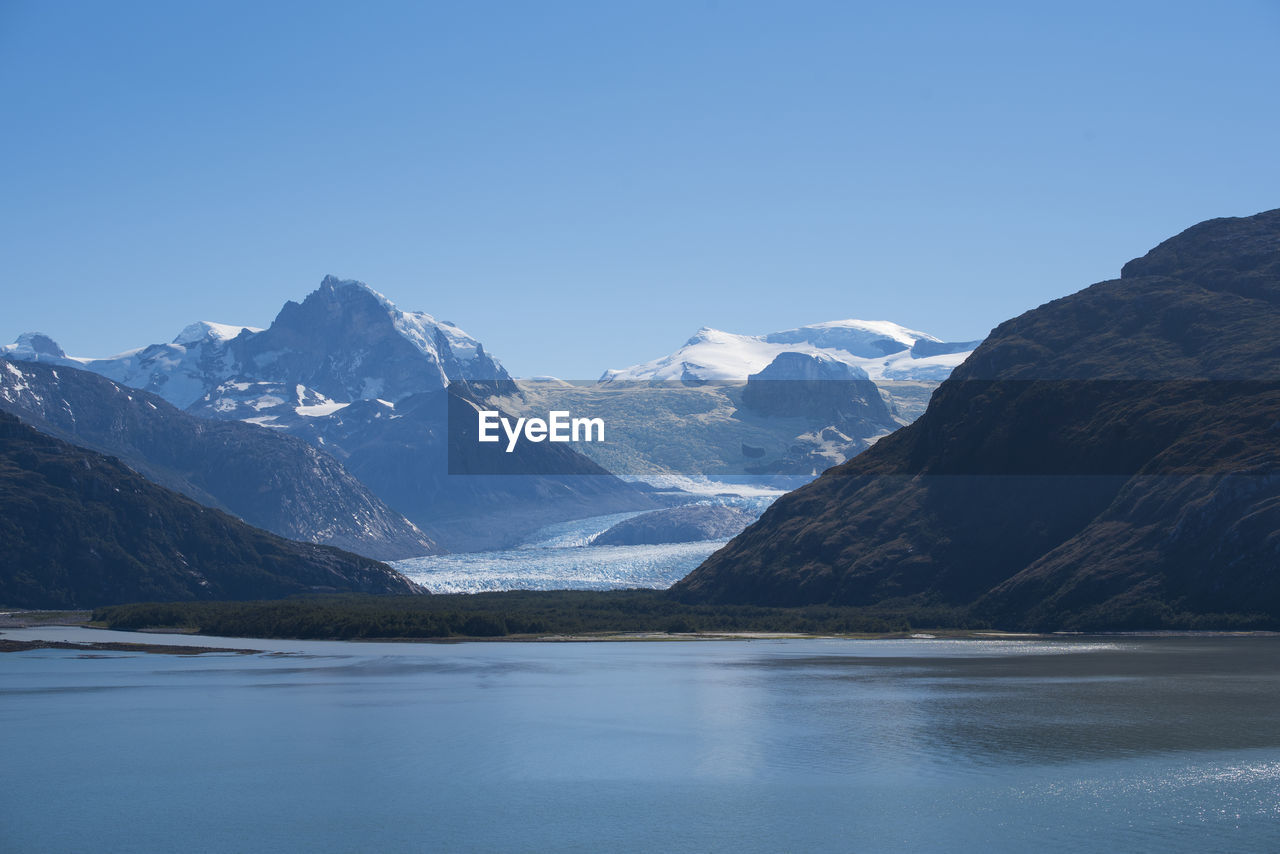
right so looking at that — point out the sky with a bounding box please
[2,1,1278,378]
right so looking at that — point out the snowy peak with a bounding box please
[602,318,980,383]
[1,333,91,373]
[312,276,492,371]
[684,326,733,346]
[242,276,510,403]
[172,321,261,346]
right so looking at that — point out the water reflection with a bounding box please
[4,634,1280,852]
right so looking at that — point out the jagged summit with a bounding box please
[315,275,401,312]
[238,276,509,404]
[320,273,363,289]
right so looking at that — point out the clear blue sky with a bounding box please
[2,1,1278,378]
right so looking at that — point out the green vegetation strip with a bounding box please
[91,590,979,640]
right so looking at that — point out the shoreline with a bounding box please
[3,611,1279,655]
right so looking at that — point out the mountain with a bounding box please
[600,320,980,384]
[674,209,1280,630]
[5,277,654,551]
[72,276,511,411]
[0,411,422,608]
[0,358,437,560]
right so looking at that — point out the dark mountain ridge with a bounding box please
[674,209,1280,629]
[0,411,422,608]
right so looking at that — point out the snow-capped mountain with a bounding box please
[600,319,981,384]
[38,276,512,415]
[222,276,510,407]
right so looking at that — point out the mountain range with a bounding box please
[7,278,972,547]
[6,207,1273,626]
[675,208,1280,630]
[2,269,978,606]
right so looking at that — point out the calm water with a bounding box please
[3,630,1280,853]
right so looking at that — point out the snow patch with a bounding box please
[296,401,350,417]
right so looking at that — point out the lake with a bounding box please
[3,630,1279,852]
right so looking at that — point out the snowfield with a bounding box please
[600,319,978,384]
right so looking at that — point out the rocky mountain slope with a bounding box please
[0,359,437,560]
[674,209,1280,630]
[0,411,422,608]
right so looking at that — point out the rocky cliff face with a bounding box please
[674,209,1280,630]
[0,359,438,560]
[0,411,422,609]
